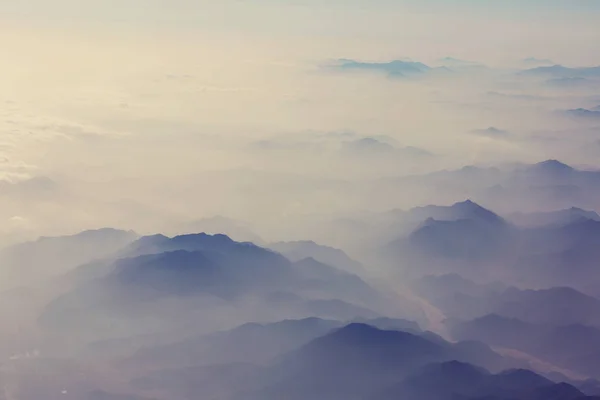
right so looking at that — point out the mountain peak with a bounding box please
[455,199,477,207]
[531,159,574,173]
[451,200,504,224]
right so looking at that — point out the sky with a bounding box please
[1,0,600,244]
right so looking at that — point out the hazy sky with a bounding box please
[1,0,600,243]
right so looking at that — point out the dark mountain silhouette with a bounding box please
[377,361,580,400]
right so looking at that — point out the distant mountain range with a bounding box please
[448,314,600,380]
[522,65,600,78]
[38,232,411,350]
[0,228,138,285]
[375,194,600,292]
[268,240,365,275]
[508,207,600,227]
[159,322,591,400]
[384,159,600,214]
[416,274,600,327]
[331,58,451,78]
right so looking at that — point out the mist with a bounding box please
[2,1,600,399]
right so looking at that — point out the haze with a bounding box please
[2,2,600,399]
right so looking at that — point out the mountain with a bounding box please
[379,201,517,281]
[351,317,421,333]
[385,201,511,271]
[514,219,600,292]
[340,138,432,160]
[492,287,600,327]
[174,216,265,244]
[388,160,600,214]
[409,218,509,257]
[526,159,575,175]
[0,228,138,286]
[130,317,343,367]
[268,241,365,274]
[448,315,600,379]
[547,77,593,88]
[415,274,507,300]
[439,57,487,70]
[290,257,380,306]
[121,232,275,259]
[332,58,450,78]
[508,207,600,227]
[407,199,506,226]
[104,233,295,299]
[249,323,448,400]
[377,361,579,400]
[343,137,395,153]
[380,197,600,291]
[39,234,393,349]
[415,275,600,327]
[523,57,555,66]
[565,109,600,119]
[523,65,600,78]
[237,323,542,400]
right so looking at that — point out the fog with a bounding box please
[2,2,600,399]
